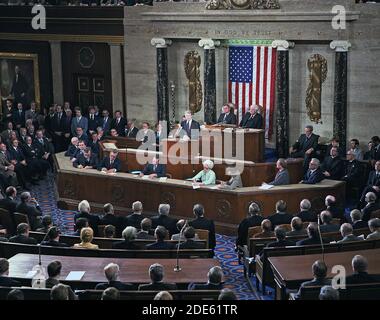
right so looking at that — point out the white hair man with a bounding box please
[239,104,263,129]
[74,199,100,236]
[95,263,133,291]
[300,158,324,184]
[150,203,178,237]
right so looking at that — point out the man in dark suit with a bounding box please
[65,137,79,158]
[290,125,319,173]
[297,199,317,222]
[110,110,127,137]
[177,227,204,249]
[321,146,344,180]
[180,110,200,139]
[73,147,99,169]
[150,203,178,237]
[346,255,380,284]
[51,105,67,153]
[369,136,380,161]
[188,266,224,291]
[189,204,216,250]
[100,109,112,135]
[2,99,14,127]
[40,227,69,247]
[22,136,50,179]
[361,192,380,222]
[10,66,28,106]
[12,103,25,130]
[236,201,264,247]
[87,106,99,135]
[293,260,331,299]
[217,104,237,125]
[136,218,155,240]
[145,226,175,250]
[125,119,139,138]
[342,150,361,198]
[266,226,296,248]
[9,223,38,245]
[0,258,21,287]
[140,156,166,178]
[0,186,18,215]
[359,160,380,208]
[74,200,100,236]
[350,209,368,230]
[15,192,42,231]
[88,132,100,156]
[98,150,122,173]
[95,263,134,291]
[325,137,345,160]
[286,217,307,237]
[267,158,290,186]
[268,200,293,229]
[99,203,123,237]
[296,223,326,246]
[319,211,340,233]
[7,139,31,189]
[112,226,140,250]
[325,195,343,221]
[34,130,54,168]
[138,263,177,291]
[300,158,324,184]
[239,105,263,129]
[124,201,145,230]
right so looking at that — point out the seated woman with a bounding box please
[218,167,243,190]
[191,160,216,186]
[73,227,99,249]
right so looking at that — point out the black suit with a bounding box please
[319,223,340,233]
[189,217,216,249]
[342,160,361,193]
[291,133,319,172]
[296,236,327,246]
[345,272,380,285]
[125,126,139,138]
[180,119,200,139]
[268,212,293,229]
[188,282,223,290]
[217,112,237,125]
[362,202,380,222]
[22,143,49,177]
[302,168,324,184]
[0,197,18,215]
[41,240,69,247]
[9,234,37,245]
[352,220,368,230]
[370,144,380,161]
[0,276,21,287]
[239,112,263,129]
[15,202,42,231]
[142,163,166,178]
[87,115,99,134]
[73,153,99,169]
[321,156,344,180]
[136,231,155,240]
[12,110,25,128]
[111,117,127,136]
[294,278,331,299]
[296,210,317,223]
[88,140,100,155]
[100,117,112,134]
[124,213,144,230]
[95,280,134,291]
[112,240,140,250]
[177,239,205,249]
[98,156,122,172]
[51,112,67,152]
[145,240,175,250]
[74,211,100,236]
[266,239,296,248]
[138,282,177,291]
[236,215,264,246]
[360,171,380,205]
[150,215,178,237]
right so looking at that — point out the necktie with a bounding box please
[117,119,120,125]
[154,165,157,171]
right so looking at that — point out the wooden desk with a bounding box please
[268,248,380,300]
[8,253,219,285]
[56,152,345,235]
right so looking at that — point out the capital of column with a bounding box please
[330,40,351,52]
[151,38,172,48]
[271,40,295,51]
[198,38,220,50]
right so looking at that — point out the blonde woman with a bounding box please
[73,227,99,249]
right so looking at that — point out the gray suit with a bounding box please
[366,231,380,240]
[71,116,88,136]
[337,234,363,243]
[268,169,290,186]
[221,175,243,190]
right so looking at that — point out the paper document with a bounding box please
[259,183,274,190]
[25,270,37,278]
[65,271,85,281]
[159,177,167,182]
[192,184,201,189]
[103,143,117,149]
[130,171,141,174]
[142,175,150,180]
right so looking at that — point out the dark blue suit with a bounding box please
[302,168,324,184]
[217,112,237,125]
[142,163,166,178]
[145,240,175,250]
[73,153,99,169]
[239,112,263,129]
[98,156,122,172]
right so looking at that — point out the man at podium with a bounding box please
[217,104,237,125]
[239,105,263,129]
[180,110,200,140]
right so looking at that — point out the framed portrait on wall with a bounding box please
[0,52,40,112]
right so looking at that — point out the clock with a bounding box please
[229,0,251,9]
[79,47,95,69]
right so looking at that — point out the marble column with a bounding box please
[330,41,351,153]
[199,38,220,124]
[272,40,294,158]
[49,41,64,105]
[151,38,172,124]
[109,43,124,114]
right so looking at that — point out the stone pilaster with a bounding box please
[109,43,124,114]
[49,41,64,105]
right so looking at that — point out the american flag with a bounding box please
[228,46,277,139]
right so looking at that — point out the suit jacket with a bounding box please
[321,156,344,180]
[25,109,39,124]
[98,156,122,172]
[320,223,340,233]
[100,117,112,134]
[110,117,127,136]
[189,217,216,249]
[337,234,363,243]
[8,146,26,163]
[217,112,237,125]
[362,202,380,222]
[41,240,69,247]
[188,282,223,291]
[180,119,200,139]
[0,197,19,214]
[95,280,134,291]
[74,211,100,236]
[15,202,42,230]
[302,168,324,184]
[352,220,368,230]
[236,215,264,246]
[88,140,100,155]
[367,170,380,188]
[87,115,100,133]
[124,213,144,230]
[71,116,88,136]
[286,229,307,237]
[150,215,178,236]
[297,210,317,223]
[342,160,361,183]
[51,112,66,133]
[345,272,380,285]
[33,137,54,155]
[0,152,15,178]
[222,175,243,190]
[125,126,139,138]
[138,282,177,291]
[136,231,155,240]
[142,163,166,178]
[268,212,293,228]
[0,276,21,287]
[112,240,140,250]
[73,153,99,169]
[239,112,263,129]
[65,145,78,158]
[370,144,380,161]
[268,169,290,186]
[177,239,205,249]
[292,133,319,156]
[296,236,328,246]
[294,278,331,299]
[12,110,25,127]
[145,240,175,250]
[9,234,37,245]
[266,239,296,248]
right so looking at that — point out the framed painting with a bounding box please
[0,52,40,112]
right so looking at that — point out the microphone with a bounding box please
[32,226,53,288]
[174,220,188,272]
[317,215,325,263]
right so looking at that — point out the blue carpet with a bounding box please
[30,175,269,300]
